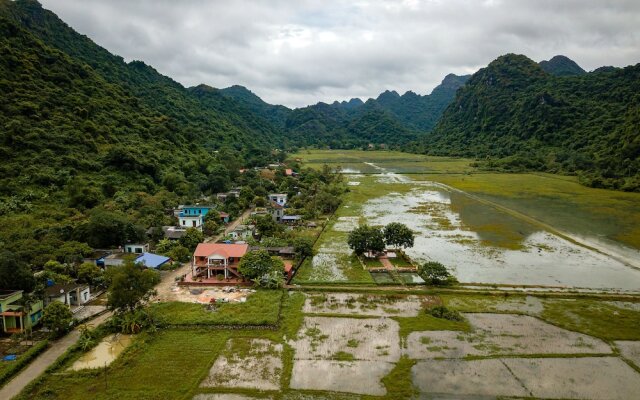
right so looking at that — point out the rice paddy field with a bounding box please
[18,290,640,400]
[291,150,640,291]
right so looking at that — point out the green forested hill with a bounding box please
[420,54,640,191]
[0,0,283,265]
[539,55,586,76]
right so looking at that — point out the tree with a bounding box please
[293,237,314,259]
[77,262,103,286]
[347,225,385,256]
[255,215,280,238]
[383,222,415,249]
[168,245,190,263]
[202,219,220,236]
[179,227,204,251]
[238,250,284,280]
[0,251,35,291]
[107,262,160,313]
[417,262,457,286]
[42,301,74,338]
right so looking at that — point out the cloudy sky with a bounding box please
[40,0,640,108]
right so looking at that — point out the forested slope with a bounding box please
[420,54,640,191]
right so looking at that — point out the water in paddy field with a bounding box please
[359,165,640,291]
[69,334,132,370]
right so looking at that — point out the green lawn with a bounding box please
[150,290,283,326]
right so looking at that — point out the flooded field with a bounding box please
[293,150,640,291]
[69,334,132,370]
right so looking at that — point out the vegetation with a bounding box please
[41,301,74,337]
[428,305,464,321]
[417,261,458,286]
[150,290,283,326]
[238,250,284,280]
[0,339,48,387]
[106,262,160,313]
[347,224,385,255]
[418,53,640,191]
[383,222,415,249]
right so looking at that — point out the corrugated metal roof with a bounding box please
[136,253,171,269]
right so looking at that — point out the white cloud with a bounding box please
[40,0,640,108]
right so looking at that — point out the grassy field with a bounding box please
[422,172,640,251]
[291,149,476,174]
[151,290,283,326]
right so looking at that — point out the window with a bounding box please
[135,247,142,254]
[182,220,186,226]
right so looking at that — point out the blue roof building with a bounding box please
[136,253,171,269]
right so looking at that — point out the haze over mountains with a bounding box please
[1,0,639,193]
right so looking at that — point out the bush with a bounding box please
[417,261,457,286]
[428,306,464,321]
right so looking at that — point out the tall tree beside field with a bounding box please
[238,250,284,280]
[383,222,415,249]
[42,301,74,338]
[107,263,160,313]
[347,225,385,256]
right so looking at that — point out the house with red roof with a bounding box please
[191,243,249,280]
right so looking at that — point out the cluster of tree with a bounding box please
[238,249,285,289]
[416,53,640,192]
[347,222,415,256]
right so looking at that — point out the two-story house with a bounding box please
[0,290,43,334]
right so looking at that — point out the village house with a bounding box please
[0,290,43,334]
[162,226,187,240]
[125,243,149,254]
[281,215,302,225]
[229,224,255,241]
[268,193,287,206]
[178,204,216,229]
[192,243,249,280]
[98,251,170,269]
[268,201,285,222]
[44,283,91,307]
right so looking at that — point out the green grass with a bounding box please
[17,330,230,400]
[393,312,471,343]
[423,172,640,250]
[150,290,283,326]
[540,298,640,340]
[380,355,418,399]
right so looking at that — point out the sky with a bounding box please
[40,0,640,108]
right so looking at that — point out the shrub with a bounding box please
[428,306,464,321]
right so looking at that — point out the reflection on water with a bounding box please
[363,184,640,291]
[70,334,132,371]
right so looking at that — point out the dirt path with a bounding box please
[378,255,393,270]
[0,311,112,400]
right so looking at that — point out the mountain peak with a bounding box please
[539,55,586,76]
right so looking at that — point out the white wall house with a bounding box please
[125,243,149,254]
[179,215,203,230]
[268,193,287,206]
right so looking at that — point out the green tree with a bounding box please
[417,261,457,286]
[347,225,385,256]
[383,222,415,249]
[168,245,191,263]
[107,262,160,313]
[179,227,204,251]
[202,219,220,236]
[0,251,35,291]
[293,237,314,259]
[42,301,74,338]
[238,250,284,280]
[77,262,103,286]
[255,215,280,238]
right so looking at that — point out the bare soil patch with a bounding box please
[406,313,610,358]
[303,293,429,317]
[200,338,282,391]
[193,395,269,400]
[504,357,640,400]
[289,360,393,396]
[291,316,400,362]
[412,359,528,397]
[615,340,640,368]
